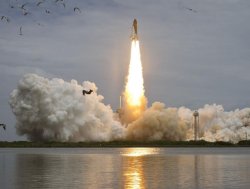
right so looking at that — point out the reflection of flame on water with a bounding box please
[123,157,145,189]
[122,148,160,157]
[122,148,160,189]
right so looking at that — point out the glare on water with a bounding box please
[1,148,250,189]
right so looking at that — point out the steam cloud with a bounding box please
[9,74,250,143]
[9,74,124,141]
[126,103,250,143]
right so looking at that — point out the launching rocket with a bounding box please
[131,19,138,40]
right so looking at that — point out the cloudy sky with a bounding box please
[1,0,250,140]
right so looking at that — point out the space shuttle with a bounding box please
[131,19,138,40]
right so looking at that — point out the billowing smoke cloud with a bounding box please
[126,102,188,141]
[9,74,124,141]
[197,104,250,143]
[126,103,250,143]
[9,74,250,143]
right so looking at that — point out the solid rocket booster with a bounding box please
[131,19,138,40]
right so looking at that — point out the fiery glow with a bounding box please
[122,148,160,157]
[121,39,147,124]
[122,148,160,189]
[123,157,145,189]
[125,40,145,106]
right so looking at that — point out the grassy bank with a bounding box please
[0,140,250,148]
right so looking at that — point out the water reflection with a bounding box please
[122,148,159,157]
[14,153,118,189]
[15,154,49,188]
[123,156,145,189]
[122,148,159,189]
[120,148,228,189]
[1,148,250,189]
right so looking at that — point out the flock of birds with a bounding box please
[0,0,82,35]
[0,0,198,36]
[0,0,199,36]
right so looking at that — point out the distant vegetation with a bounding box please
[0,140,250,147]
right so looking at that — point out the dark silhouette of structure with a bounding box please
[193,111,199,141]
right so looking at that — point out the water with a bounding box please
[1,148,250,189]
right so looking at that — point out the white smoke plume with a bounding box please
[9,74,125,142]
[126,103,250,143]
[126,102,188,141]
[9,74,250,143]
[196,104,250,143]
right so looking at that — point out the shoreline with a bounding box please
[0,140,250,148]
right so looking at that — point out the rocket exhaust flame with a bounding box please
[120,19,147,124]
[121,39,147,124]
[125,40,144,107]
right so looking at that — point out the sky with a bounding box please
[1,0,250,141]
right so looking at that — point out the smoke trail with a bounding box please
[9,74,125,142]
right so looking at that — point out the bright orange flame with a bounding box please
[125,40,145,107]
[121,39,147,124]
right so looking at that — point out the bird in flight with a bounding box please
[23,11,30,16]
[37,1,44,7]
[185,7,197,13]
[74,7,81,13]
[82,89,93,96]
[1,16,10,22]
[61,3,66,8]
[178,1,198,13]
[0,123,6,130]
[20,3,28,11]
[19,26,23,35]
